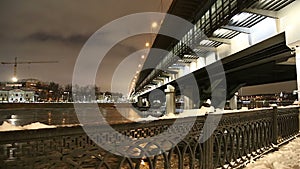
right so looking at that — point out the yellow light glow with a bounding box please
[151,22,158,28]
[138,64,142,68]
[12,77,18,82]
[141,55,145,59]
[145,42,150,47]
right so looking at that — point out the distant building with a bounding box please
[5,82,23,88]
[0,89,9,102]
[0,88,35,103]
[0,80,37,103]
[8,89,35,103]
[19,78,41,88]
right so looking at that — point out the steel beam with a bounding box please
[243,8,279,19]
[149,81,158,85]
[165,69,179,74]
[160,73,171,78]
[153,78,164,82]
[175,61,191,66]
[208,37,231,44]
[169,64,186,68]
[221,25,251,34]
[195,45,217,52]
[145,84,155,88]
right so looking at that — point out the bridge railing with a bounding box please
[0,106,299,169]
[208,106,299,169]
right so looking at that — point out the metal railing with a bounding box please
[0,106,299,169]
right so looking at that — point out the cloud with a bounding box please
[0,0,173,94]
[26,31,91,44]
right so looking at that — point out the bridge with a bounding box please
[135,33,295,110]
[132,0,300,113]
[1,0,300,169]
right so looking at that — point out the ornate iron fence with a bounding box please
[0,106,299,169]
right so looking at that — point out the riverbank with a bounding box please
[245,136,300,169]
[0,102,133,109]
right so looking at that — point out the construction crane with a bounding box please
[1,57,58,82]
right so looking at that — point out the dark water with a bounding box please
[0,105,142,126]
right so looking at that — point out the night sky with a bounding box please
[0,0,297,96]
[0,0,172,95]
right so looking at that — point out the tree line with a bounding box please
[35,82,123,102]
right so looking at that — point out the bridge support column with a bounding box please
[229,92,238,110]
[183,87,194,109]
[296,47,300,102]
[183,96,193,110]
[137,97,149,107]
[165,85,175,115]
[137,97,143,107]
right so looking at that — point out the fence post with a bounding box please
[272,106,278,149]
[297,108,300,133]
[298,107,300,133]
[202,113,215,169]
[203,135,214,169]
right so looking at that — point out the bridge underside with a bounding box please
[140,33,296,107]
[136,0,295,92]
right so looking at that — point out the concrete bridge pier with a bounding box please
[296,47,300,102]
[229,92,238,110]
[165,85,175,115]
[183,87,195,110]
[137,97,143,107]
[137,97,149,107]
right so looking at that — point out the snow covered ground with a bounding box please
[0,121,83,131]
[0,121,56,131]
[134,106,211,122]
[134,106,283,122]
[245,137,300,169]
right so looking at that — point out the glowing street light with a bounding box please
[12,77,18,82]
[151,22,158,28]
[145,42,150,47]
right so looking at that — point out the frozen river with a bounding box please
[0,103,141,127]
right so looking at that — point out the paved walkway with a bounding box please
[245,137,300,169]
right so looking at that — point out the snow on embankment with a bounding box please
[134,106,212,122]
[245,137,300,169]
[134,106,276,122]
[0,121,56,132]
